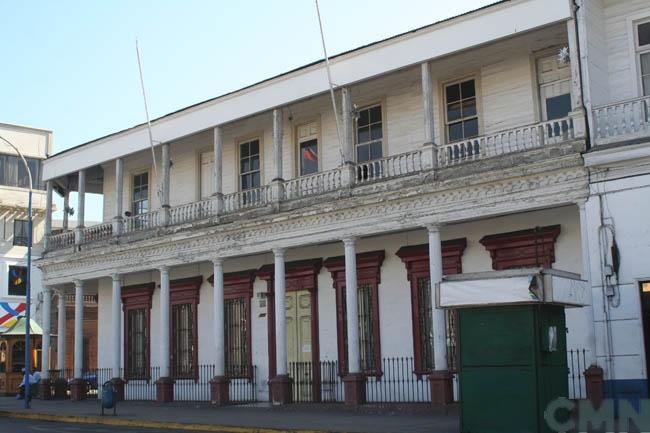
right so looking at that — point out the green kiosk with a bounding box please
[438,268,588,433]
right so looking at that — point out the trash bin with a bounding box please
[101,381,117,416]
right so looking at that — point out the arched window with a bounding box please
[12,341,25,372]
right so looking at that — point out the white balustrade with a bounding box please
[355,150,423,184]
[81,222,113,243]
[46,231,75,250]
[593,96,650,145]
[168,197,218,226]
[284,168,342,200]
[222,185,273,214]
[438,116,574,167]
[123,210,161,233]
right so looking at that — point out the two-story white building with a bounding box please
[33,0,650,408]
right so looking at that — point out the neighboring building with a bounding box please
[579,0,650,402]
[0,122,49,329]
[33,0,649,407]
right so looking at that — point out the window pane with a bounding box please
[462,98,477,117]
[464,118,479,138]
[357,144,370,163]
[241,158,250,174]
[643,75,650,97]
[370,124,382,141]
[250,140,259,156]
[639,22,650,47]
[241,174,249,190]
[447,102,462,122]
[370,141,383,160]
[369,106,382,124]
[461,80,476,98]
[545,93,571,120]
[251,155,260,171]
[448,122,463,142]
[357,126,370,144]
[300,139,318,176]
[446,83,460,103]
[358,109,369,127]
[252,172,260,188]
[13,220,29,246]
[8,266,27,296]
[240,142,249,158]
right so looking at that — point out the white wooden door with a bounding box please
[537,54,572,121]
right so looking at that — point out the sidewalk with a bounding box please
[0,398,459,433]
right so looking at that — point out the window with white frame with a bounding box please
[636,20,650,96]
[239,139,260,191]
[444,79,479,142]
[132,172,149,216]
[355,105,383,163]
[13,220,29,247]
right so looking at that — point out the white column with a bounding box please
[75,170,86,244]
[212,126,224,214]
[428,224,447,371]
[161,143,171,225]
[114,158,124,235]
[273,248,287,376]
[111,274,122,378]
[213,258,225,377]
[273,109,284,181]
[343,237,360,374]
[41,287,52,378]
[341,87,354,165]
[62,188,70,231]
[44,181,53,250]
[57,291,66,371]
[73,279,84,378]
[578,200,597,365]
[421,62,438,170]
[159,266,171,378]
[567,18,583,112]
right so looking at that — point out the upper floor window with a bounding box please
[0,155,43,190]
[239,139,260,191]
[297,122,319,176]
[356,105,383,163]
[13,220,29,246]
[536,54,571,122]
[132,172,149,216]
[445,79,478,142]
[637,21,650,96]
[8,265,27,296]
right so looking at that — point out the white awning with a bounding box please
[437,269,588,309]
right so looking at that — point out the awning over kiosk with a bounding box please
[437,268,588,309]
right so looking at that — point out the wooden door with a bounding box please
[286,290,312,400]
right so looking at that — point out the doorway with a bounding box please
[639,282,650,383]
[286,290,313,401]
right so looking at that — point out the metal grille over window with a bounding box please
[417,277,435,372]
[12,220,29,247]
[172,303,195,378]
[127,308,147,379]
[225,297,248,377]
[358,283,376,374]
[445,79,478,142]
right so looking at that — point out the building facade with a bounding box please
[34,0,650,405]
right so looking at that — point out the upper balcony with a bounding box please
[591,95,650,146]
[40,2,586,255]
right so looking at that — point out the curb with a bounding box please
[0,410,342,433]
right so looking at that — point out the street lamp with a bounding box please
[0,134,34,409]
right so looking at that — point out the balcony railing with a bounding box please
[592,95,650,145]
[45,117,581,252]
[438,116,574,167]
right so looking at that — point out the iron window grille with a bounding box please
[171,303,195,379]
[225,297,249,378]
[126,308,148,379]
[12,219,29,247]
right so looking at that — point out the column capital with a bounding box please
[426,223,444,233]
[272,247,286,258]
[212,257,224,266]
[73,279,84,289]
[111,273,121,283]
[159,265,169,275]
[342,237,357,247]
[575,198,588,209]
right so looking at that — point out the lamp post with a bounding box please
[0,135,34,409]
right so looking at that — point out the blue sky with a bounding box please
[1,0,494,221]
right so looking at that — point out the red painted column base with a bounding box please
[342,373,366,406]
[155,377,174,403]
[70,379,87,401]
[209,376,230,406]
[585,365,604,409]
[269,374,293,405]
[429,370,453,405]
[110,377,126,402]
[39,379,52,400]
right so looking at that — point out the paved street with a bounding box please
[0,417,209,433]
